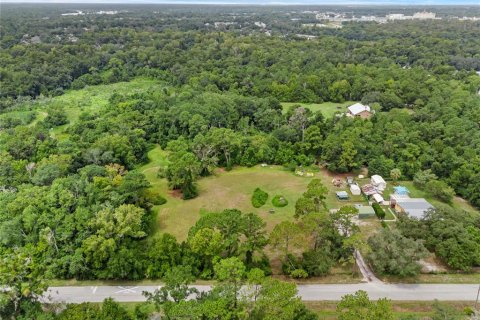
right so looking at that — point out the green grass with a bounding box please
[139,150,371,241]
[27,78,162,140]
[0,110,37,124]
[382,272,480,284]
[145,164,315,241]
[281,101,357,118]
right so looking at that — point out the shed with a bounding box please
[372,193,384,203]
[371,175,386,190]
[358,206,376,219]
[350,184,361,195]
[336,191,349,200]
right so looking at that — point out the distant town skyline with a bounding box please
[2,0,480,5]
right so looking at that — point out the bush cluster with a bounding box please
[372,203,386,220]
[251,188,268,208]
[272,195,288,207]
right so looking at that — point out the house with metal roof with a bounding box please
[391,195,434,219]
[347,103,372,119]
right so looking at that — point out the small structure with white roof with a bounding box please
[336,191,349,200]
[371,175,386,191]
[347,103,372,119]
[350,184,361,195]
[372,193,384,203]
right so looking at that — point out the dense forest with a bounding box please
[1,3,480,319]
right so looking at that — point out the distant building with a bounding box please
[390,195,434,219]
[370,175,386,191]
[413,12,436,20]
[387,13,407,20]
[347,103,372,119]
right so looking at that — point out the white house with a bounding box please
[347,103,372,119]
[371,175,386,191]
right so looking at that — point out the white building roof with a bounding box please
[371,175,386,185]
[372,193,384,203]
[350,184,361,191]
[348,103,371,115]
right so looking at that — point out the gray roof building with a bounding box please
[393,197,434,219]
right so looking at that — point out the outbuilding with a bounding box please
[358,206,376,219]
[371,175,387,191]
[372,193,384,203]
[350,184,361,195]
[336,191,349,200]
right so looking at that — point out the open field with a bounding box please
[281,101,357,118]
[18,78,162,139]
[139,146,371,241]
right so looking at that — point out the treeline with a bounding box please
[1,6,479,102]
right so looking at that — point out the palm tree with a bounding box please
[390,168,401,185]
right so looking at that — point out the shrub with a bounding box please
[290,269,309,279]
[272,195,288,207]
[372,203,386,220]
[301,249,333,277]
[143,189,167,205]
[251,188,268,208]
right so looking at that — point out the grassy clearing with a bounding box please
[27,78,162,139]
[281,101,357,118]
[139,147,370,242]
[148,164,314,241]
[0,109,37,124]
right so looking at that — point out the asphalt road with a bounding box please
[43,283,477,303]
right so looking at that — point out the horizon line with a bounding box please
[2,1,480,5]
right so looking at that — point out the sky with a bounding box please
[1,0,480,4]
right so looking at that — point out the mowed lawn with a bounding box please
[139,146,370,241]
[281,101,357,118]
[148,164,314,241]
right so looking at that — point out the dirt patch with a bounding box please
[419,256,448,273]
[168,189,183,199]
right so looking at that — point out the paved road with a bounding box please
[43,283,477,303]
